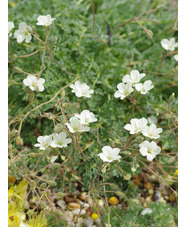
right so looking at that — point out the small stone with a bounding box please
[144,182,155,190]
[145,196,152,204]
[79,192,88,201]
[138,197,145,204]
[169,193,176,202]
[159,197,167,204]
[65,196,74,203]
[148,189,154,195]
[57,200,66,209]
[67,202,81,210]
[133,178,140,186]
[8,176,16,184]
[64,211,73,222]
[143,202,148,208]
[72,209,86,216]
[154,191,161,201]
[149,174,159,182]
[76,198,83,204]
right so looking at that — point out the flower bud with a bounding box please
[14,66,23,73]
[52,163,61,169]
[16,136,24,146]
[48,181,57,186]
[57,192,64,198]
[40,183,47,189]
[61,90,65,97]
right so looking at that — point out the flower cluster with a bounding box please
[23,75,45,92]
[124,118,162,161]
[70,80,94,98]
[9,14,55,43]
[114,70,154,100]
[65,110,97,133]
[34,132,72,150]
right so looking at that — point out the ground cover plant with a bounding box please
[8,0,178,226]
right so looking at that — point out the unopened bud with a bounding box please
[41,201,47,208]
[40,183,47,189]
[14,66,23,73]
[52,163,61,169]
[61,90,65,97]
[147,30,153,40]
[48,181,57,186]
[16,136,23,146]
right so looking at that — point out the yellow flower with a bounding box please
[91,213,98,220]
[8,188,14,200]
[26,213,47,227]
[109,197,118,205]
[175,169,178,175]
[8,205,25,227]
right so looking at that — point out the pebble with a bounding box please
[154,191,161,201]
[67,202,81,210]
[144,182,155,190]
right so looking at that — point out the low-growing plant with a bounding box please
[8,0,178,226]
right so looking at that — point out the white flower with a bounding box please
[135,80,154,94]
[70,80,94,98]
[37,14,56,27]
[34,135,53,150]
[139,141,161,161]
[174,54,178,61]
[122,70,145,85]
[14,22,32,43]
[141,208,153,215]
[65,117,90,133]
[50,132,72,148]
[74,110,97,125]
[98,146,121,163]
[8,21,15,37]
[161,38,178,51]
[114,83,134,100]
[142,124,163,139]
[124,118,148,134]
[23,75,45,92]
